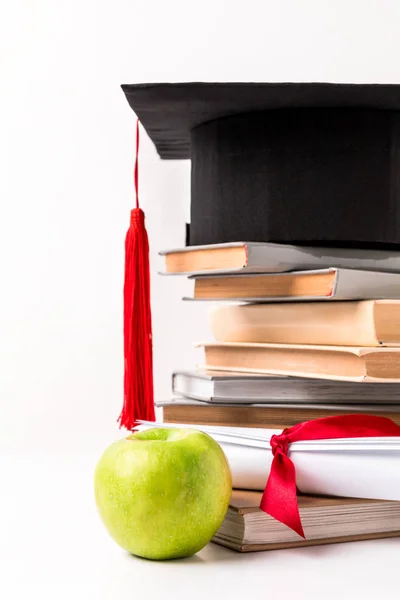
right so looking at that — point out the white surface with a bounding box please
[3,0,400,598]
[2,451,400,600]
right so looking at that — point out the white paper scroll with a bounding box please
[137,421,400,501]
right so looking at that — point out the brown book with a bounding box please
[160,400,400,429]
[160,241,400,275]
[213,490,400,552]
[210,300,400,346]
[200,342,400,382]
[192,270,400,301]
[195,270,336,299]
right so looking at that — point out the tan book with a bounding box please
[160,399,400,429]
[200,342,400,382]
[213,490,400,552]
[210,301,400,346]
[160,242,400,276]
[192,270,400,301]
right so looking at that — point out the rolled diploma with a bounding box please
[221,442,400,501]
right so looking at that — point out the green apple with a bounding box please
[94,427,232,560]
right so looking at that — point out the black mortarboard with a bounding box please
[122,82,400,249]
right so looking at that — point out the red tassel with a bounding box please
[118,120,155,430]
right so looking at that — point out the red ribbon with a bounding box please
[260,414,400,538]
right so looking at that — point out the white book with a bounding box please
[137,421,400,503]
[160,241,400,276]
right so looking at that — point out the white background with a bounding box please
[3,0,400,455]
[2,1,400,598]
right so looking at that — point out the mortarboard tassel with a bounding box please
[118,120,155,430]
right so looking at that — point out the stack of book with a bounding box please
[155,241,400,551]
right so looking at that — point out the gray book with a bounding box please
[183,268,400,302]
[160,241,400,276]
[171,370,400,404]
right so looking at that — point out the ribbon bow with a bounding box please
[260,414,400,538]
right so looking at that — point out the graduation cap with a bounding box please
[118,81,400,429]
[122,82,400,248]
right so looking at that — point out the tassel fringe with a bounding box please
[118,207,155,429]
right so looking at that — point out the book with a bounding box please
[160,241,400,276]
[210,300,400,346]
[213,490,400,552]
[200,342,400,382]
[159,399,400,429]
[137,421,400,500]
[172,370,400,403]
[190,270,400,301]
